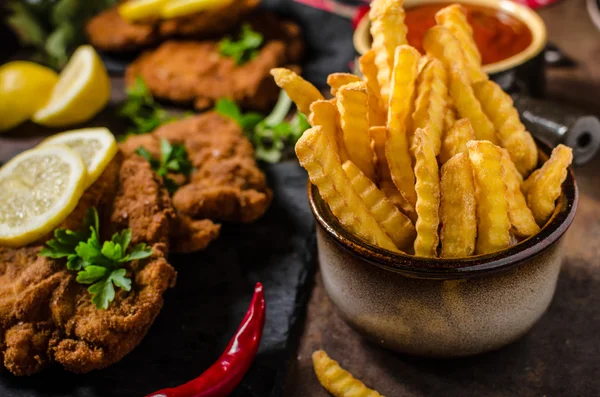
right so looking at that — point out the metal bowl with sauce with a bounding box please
[353,0,548,96]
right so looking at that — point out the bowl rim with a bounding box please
[353,0,548,75]
[307,141,578,280]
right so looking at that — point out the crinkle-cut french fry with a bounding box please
[525,144,573,225]
[296,127,399,251]
[472,80,538,176]
[423,26,498,145]
[360,49,387,113]
[337,81,376,180]
[327,73,362,96]
[467,140,511,254]
[440,153,476,257]
[309,100,348,162]
[366,83,387,128]
[439,118,475,164]
[343,161,416,250]
[443,105,456,133]
[435,4,487,83]
[412,128,441,257]
[369,0,408,104]
[501,150,540,238]
[312,350,385,397]
[386,45,420,206]
[270,68,324,115]
[412,57,448,155]
[521,168,539,195]
[380,181,417,223]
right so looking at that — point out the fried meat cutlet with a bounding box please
[86,0,260,52]
[125,12,304,111]
[121,112,272,251]
[0,154,176,375]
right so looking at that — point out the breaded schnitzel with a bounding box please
[121,112,272,249]
[85,0,260,52]
[0,154,176,375]
[125,12,304,111]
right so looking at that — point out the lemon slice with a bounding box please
[161,0,234,19]
[32,45,111,128]
[40,128,118,188]
[119,0,171,22]
[0,61,58,132]
[0,145,88,247]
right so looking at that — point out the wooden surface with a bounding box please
[284,2,600,396]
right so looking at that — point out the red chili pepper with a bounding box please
[147,282,266,397]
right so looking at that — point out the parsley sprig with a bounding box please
[215,91,310,163]
[136,138,193,194]
[39,208,152,310]
[120,77,180,137]
[218,24,264,65]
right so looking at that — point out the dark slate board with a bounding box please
[0,161,317,397]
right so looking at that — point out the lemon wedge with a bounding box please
[32,45,111,128]
[119,0,171,22]
[0,145,88,247]
[161,0,233,19]
[40,128,118,188]
[0,61,58,132]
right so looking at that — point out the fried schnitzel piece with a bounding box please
[0,155,176,375]
[121,112,272,234]
[86,0,260,52]
[125,12,304,110]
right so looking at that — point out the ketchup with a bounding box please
[405,3,533,65]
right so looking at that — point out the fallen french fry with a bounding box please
[337,81,376,181]
[313,350,384,397]
[473,80,538,176]
[369,0,408,104]
[423,26,498,144]
[270,68,324,115]
[467,140,511,254]
[439,118,475,164]
[412,57,448,155]
[412,128,441,257]
[525,144,573,225]
[327,73,362,96]
[309,100,348,162]
[440,153,477,257]
[386,45,420,206]
[435,4,487,83]
[501,150,540,238]
[296,127,398,251]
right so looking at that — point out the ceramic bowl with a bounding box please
[308,143,578,357]
[353,0,548,96]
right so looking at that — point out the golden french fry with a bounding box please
[369,0,408,104]
[501,150,540,237]
[472,80,538,176]
[443,106,456,132]
[312,350,385,397]
[423,26,498,144]
[435,4,487,83]
[327,73,362,96]
[343,160,416,250]
[412,128,440,257]
[467,140,511,254]
[270,68,324,115]
[439,118,475,164]
[440,153,476,257]
[525,144,573,225]
[296,127,398,251]
[412,57,448,155]
[359,49,387,113]
[521,168,539,195]
[379,181,417,223]
[386,45,420,206]
[337,81,376,180]
[309,100,348,162]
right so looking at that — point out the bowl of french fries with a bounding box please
[271,0,578,356]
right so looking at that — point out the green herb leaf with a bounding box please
[110,268,132,291]
[218,24,264,65]
[136,138,192,195]
[89,279,115,311]
[214,98,243,124]
[125,243,153,261]
[76,265,110,284]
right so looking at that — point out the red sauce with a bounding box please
[405,3,533,65]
